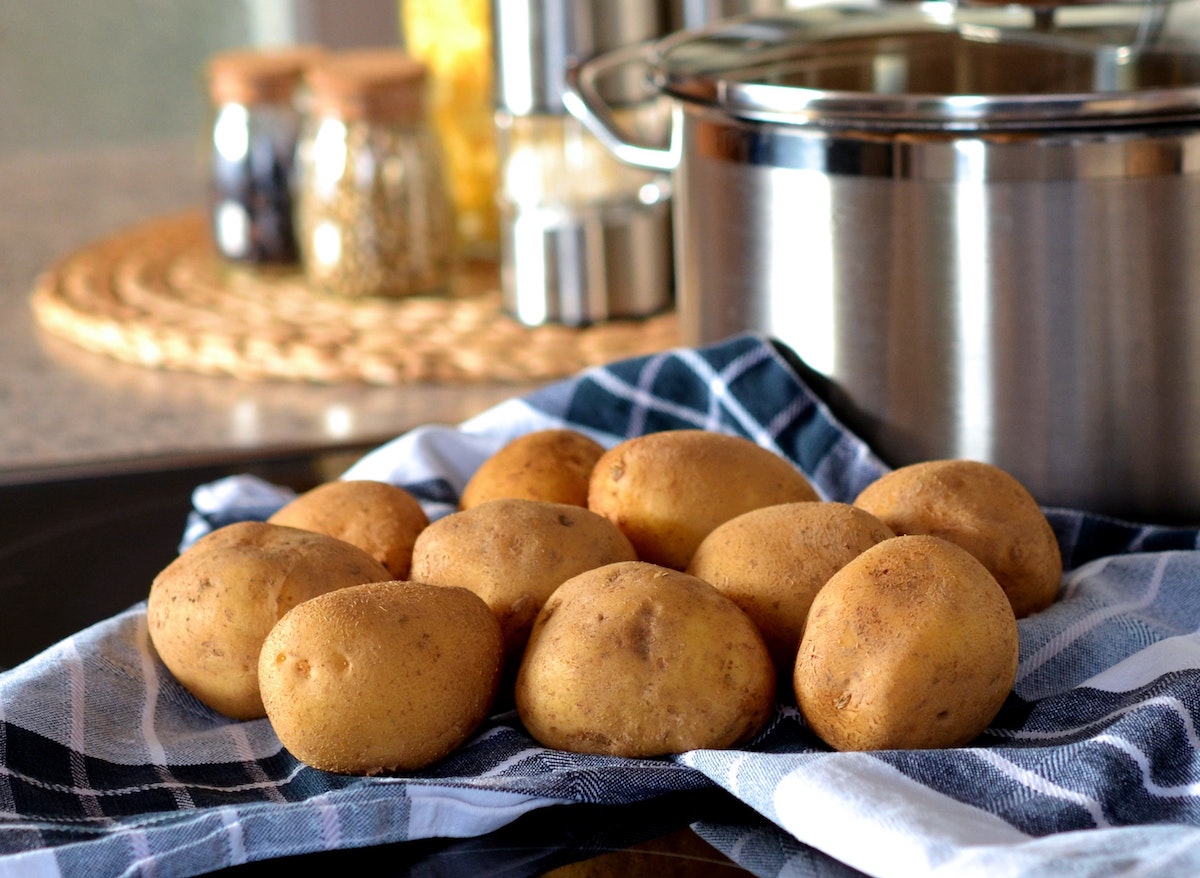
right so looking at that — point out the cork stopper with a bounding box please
[305,49,429,124]
[207,45,325,105]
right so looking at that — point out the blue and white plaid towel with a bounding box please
[4,334,1200,878]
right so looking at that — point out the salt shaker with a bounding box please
[491,0,675,326]
[205,46,322,264]
[295,49,456,299]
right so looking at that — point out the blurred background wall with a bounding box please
[0,0,403,288]
[0,0,401,155]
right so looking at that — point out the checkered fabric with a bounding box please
[4,334,1200,878]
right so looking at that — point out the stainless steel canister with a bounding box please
[566,0,1200,521]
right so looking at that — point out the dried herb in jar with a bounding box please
[295,49,456,299]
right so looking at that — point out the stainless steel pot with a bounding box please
[565,0,1200,521]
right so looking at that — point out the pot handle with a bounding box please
[563,42,680,173]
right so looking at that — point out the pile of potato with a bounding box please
[146,427,1062,775]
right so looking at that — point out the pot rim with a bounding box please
[650,0,1200,129]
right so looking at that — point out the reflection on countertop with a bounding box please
[0,139,533,485]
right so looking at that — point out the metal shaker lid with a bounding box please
[650,0,1200,129]
[492,0,672,114]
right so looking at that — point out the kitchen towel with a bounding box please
[4,333,1200,878]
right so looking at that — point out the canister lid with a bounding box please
[206,45,325,105]
[492,0,673,114]
[305,49,429,123]
[651,0,1200,129]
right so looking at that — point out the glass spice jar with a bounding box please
[205,45,323,264]
[295,49,456,299]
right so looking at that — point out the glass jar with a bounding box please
[295,49,456,299]
[402,0,499,257]
[205,46,323,264]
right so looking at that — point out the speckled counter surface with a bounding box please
[0,139,532,486]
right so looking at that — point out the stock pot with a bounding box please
[566,0,1200,521]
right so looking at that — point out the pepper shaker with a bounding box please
[491,0,675,326]
[205,46,323,264]
[294,49,456,299]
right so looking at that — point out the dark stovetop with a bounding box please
[0,451,366,672]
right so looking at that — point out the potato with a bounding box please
[258,580,502,774]
[794,534,1019,751]
[267,478,429,579]
[587,430,820,570]
[146,521,392,720]
[515,561,776,758]
[460,428,606,509]
[853,459,1062,618]
[409,498,637,664]
[686,501,894,676]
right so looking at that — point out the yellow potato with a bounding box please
[853,459,1062,617]
[515,561,776,758]
[587,430,820,570]
[794,534,1019,751]
[460,428,606,509]
[409,498,637,664]
[686,501,894,676]
[146,521,392,720]
[259,580,503,775]
[267,478,429,579]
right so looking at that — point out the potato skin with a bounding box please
[259,580,503,775]
[146,521,392,720]
[687,501,894,676]
[409,498,637,663]
[460,429,606,510]
[587,430,820,570]
[853,459,1062,618]
[267,479,429,579]
[794,534,1019,751]
[515,561,776,758]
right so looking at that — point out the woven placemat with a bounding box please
[30,211,680,385]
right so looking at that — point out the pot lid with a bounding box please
[651,0,1200,129]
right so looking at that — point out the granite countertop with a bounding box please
[0,139,532,487]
